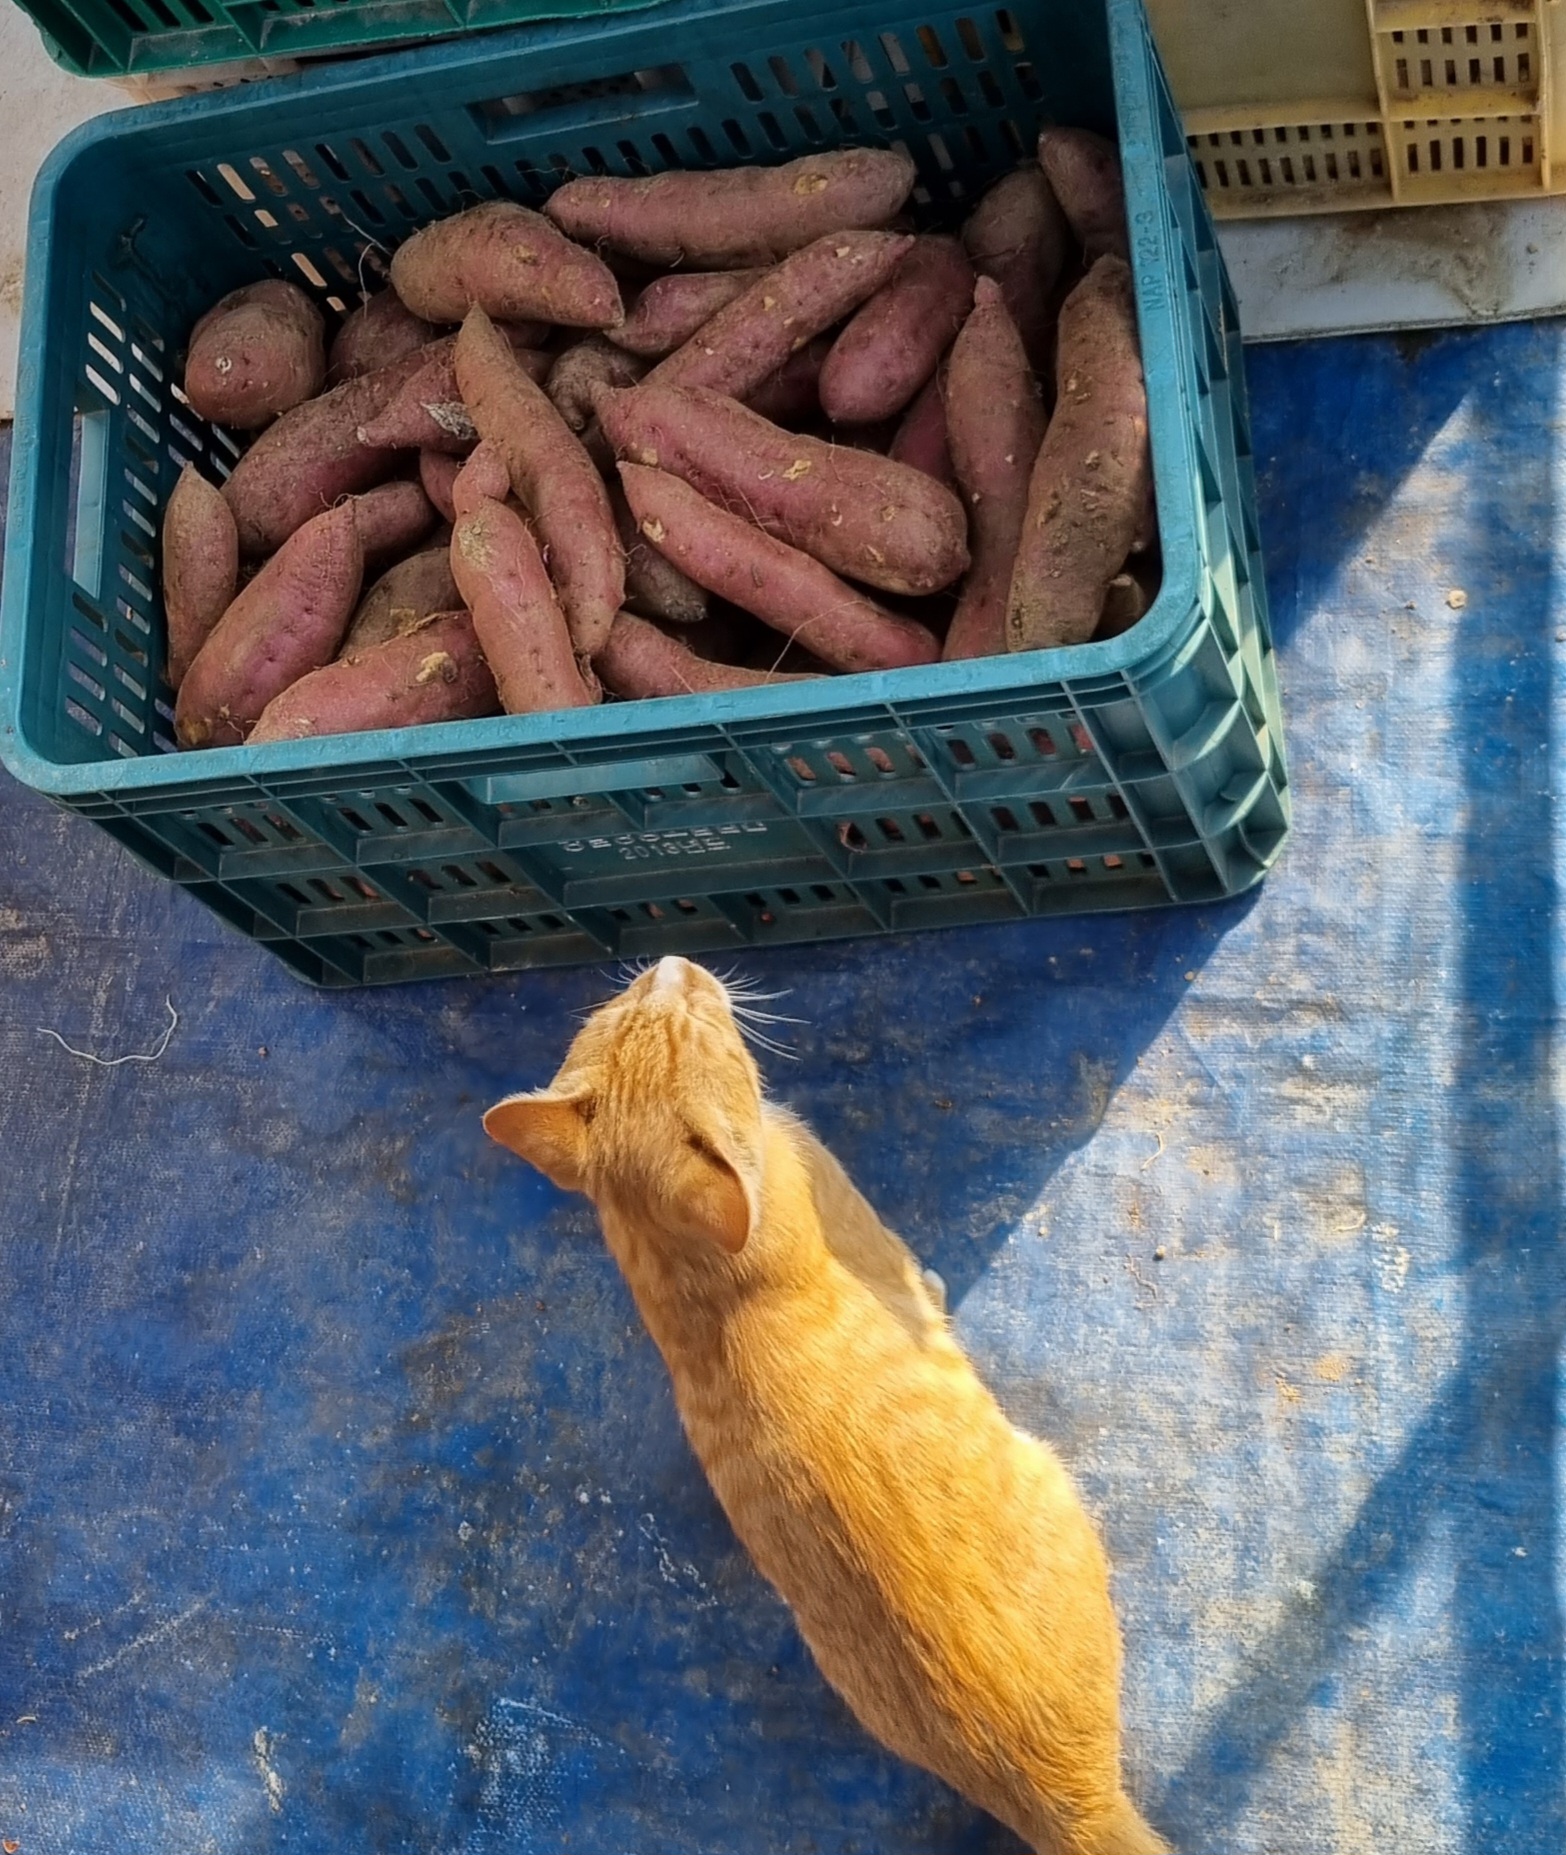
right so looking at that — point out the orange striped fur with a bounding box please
[486,956,1165,1854]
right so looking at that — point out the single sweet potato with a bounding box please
[162,463,240,689]
[818,237,974,425]
[450,497,598,713]
[620,463,939,673]
[889,368,956,490]
[645,231,915,401]
[357,335,552,453]
[607,270,766,356]
[175,500,363,748]
[1097,571,1147,640]
[599,382,969,596]
[611,478,708,626]
[184,281,325,431]
[546,150,916,269]
[744,335,831,426]
[351,479,437,571]
[221,343,436,556]
[455,308,623,656]
[1007,256,1150,652]
[1038,128,1130,262]
[390,200,623,328]
[943,279,1048,661]
[250,610,499,743]
[419,449,462,523]
[962,167,1072,374]
[342,547,463,654]
[450,440,514,524]
[546,335,648,435]
[596,610,820,698]
[329,289,439,385]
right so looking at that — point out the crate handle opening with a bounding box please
[461,753,723,807]
[66,410,111,602]
[471,65,696,147]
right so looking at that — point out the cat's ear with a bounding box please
[484,1091,591,1194]
[674,1134,756,1255]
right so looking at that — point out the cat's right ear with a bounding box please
[484,1092,591,1194]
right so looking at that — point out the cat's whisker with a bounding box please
[736,1022,801,1061]
[730,1006,810,1027]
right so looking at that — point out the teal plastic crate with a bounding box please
[22,0,663,82]
[0,0,1288,989]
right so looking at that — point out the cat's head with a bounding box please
[485,957,765,1255]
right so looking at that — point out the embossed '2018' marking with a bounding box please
[559,822,771,861]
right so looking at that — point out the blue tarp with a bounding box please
[0,321,1561,1852]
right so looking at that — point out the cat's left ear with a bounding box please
[484,1091,592,1194]
[674,1130,759,1256]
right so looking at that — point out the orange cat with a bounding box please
[486,956,1165,1855]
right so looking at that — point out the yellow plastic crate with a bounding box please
[1149,0,1563,217]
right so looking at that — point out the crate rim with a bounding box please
[0,1,1216,805]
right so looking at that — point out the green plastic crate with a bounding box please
[22,0,663,82]
[0,0,1289,988]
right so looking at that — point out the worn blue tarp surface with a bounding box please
[0,320,1562,1853]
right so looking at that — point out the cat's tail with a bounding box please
[1093,1792,1171,1855]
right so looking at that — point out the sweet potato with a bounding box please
[818,237,974,425]
[599,382,969,596]
[249,610,498,743]
[1038,128,1130,262]
[450,497,598,713]
[1007,256,1150,652]
[889,368,956,490]
[607,270,766,356]
[450,440,514,524]
[342,547,463,654]
[350,479,437,571]
[546,150,916,269]
[962,167,1071,373]
[419,449,462,524]
[547,336,648,435]
[390,200,623,328]
[596,610,820,699]
[221,343,436,556]
[455,308,623,656]
[943,279,1048,661]
[1097,571,1148,640]
[744,336,830,426]
[329,289,439,385]
[162,463,240,689]
[175,501,363,748]
[611,479,708,626]
[357,335,552,454]
[620,464,939,673]
[646,231,914,401]
[184,281,325,431]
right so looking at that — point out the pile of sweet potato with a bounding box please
[163,132,1155,749]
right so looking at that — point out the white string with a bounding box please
[37,998,179,1068]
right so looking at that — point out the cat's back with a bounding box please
[708,1239,1111,1646]
[686,1201,1126,1849]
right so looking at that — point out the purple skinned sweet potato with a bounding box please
[162,462,239,689]
[546,149,916,269]
[944,279,1048,660]
[250,609,499,743]
[645,231,914,402]
[818,236,975,425]
[175,500,363,747]
[619,463,940,673]
[390,200,623,328]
